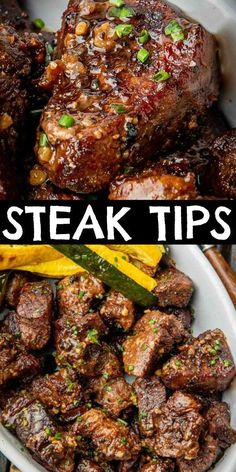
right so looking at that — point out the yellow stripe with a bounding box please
[86,245,157,292]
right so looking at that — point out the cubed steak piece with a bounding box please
[2,396,75,472]
[16,281,53,350]
[123,310,188,377]
[31,369,83,419]
[5,272,35,308]
[100,289,135,331]
[177,435,218,472]
[205,401,236,448]
[0,0,31,30]
[134,377,166,436]
[154,267,194,308]
[152,392,205,460]
[139,458,175,472]
[162,306,193,331]
[73,408,140,461]
[87,376,134,417]
[76,459,114,472]
[109,171,198,200]
[0,332,40,388]
[161,329,236,392]
[55,313,121,377]
[29,178,84,200]
[203,130,236,198]
[36,0,219,194]
[57,273,105,318]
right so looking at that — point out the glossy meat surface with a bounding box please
[73,408,141,460]
[205,401,236,449]
[134,376,166,436]
[161,329,236,392]
[152,392,205,459]
[154,267,194,308]
[177,435,218,472]
[123,310,187,377]
[36,0,219,193]
[88,376,134,417]
[100,289,135,330]
[16,281,53,350]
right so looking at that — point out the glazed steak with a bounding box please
[36,0,219,193]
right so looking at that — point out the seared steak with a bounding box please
[35,0,219,193]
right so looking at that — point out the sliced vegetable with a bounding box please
[58,114,75,128]
[15,258,85,278]
[0,245,77,270]
[119,6,135,18]
[138,29,149,44]
[164,20,184,42]
[39,133,49,148]
[32,18,45,29]
[115,24,133,38]
[52,245,158,306]
[153,70,170,83]
[137,48,149,63]
[107,245,165,267]
[111,104,127,113]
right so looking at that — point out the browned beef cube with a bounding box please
[177,435,218,472]
[161,329,236,392]
[100,290,135,331]
[134,377,166,437]
[57,273,105,318]
[153,267,194,307]
[205,401,236,448]
[73,409,140,461]
[123,310,187,377]
[0,332,40,388]
[1,311,20,337]
[31,369,83,419]
[55,313,116,376]
[2,396,75,472]
[87,376,134,417]
[152,392,205,460]
[17,281,53,350]
[76,459,114,472]
[5,272,35,308]
[162,306,193,331]
[139,458,175,472]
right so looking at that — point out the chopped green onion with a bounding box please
[111,103,127,113]
[54,432,62,440]
[224,359,232,367]
[91,79,99,90]
[58,114,75,128]
[164,19,184,42]
[153,69,170,83]
[149,319,156,326]
[119,6,135,18]
[139,410,148,419]
[175,360,182,368]
[39,133,49,148]
[115,24,133,38]
[109,0,125,6]
[45,427,52,436]
[108,6,121,17]
[120,436,127,445]
[78,290,85,299]
[138,29,149,44]
[76,435,82,442]
[32,18,45,29]
[106,386,112,392]
[137,48,150,63]
[117,418,128,426]
[87,329,100,345]
[103,372,110,380]
[128,365,134,372]
[210,359,217,366]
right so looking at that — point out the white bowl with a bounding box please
[1,245,236,472]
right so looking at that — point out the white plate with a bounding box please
[0,245,236,472]
[23,0,236,126]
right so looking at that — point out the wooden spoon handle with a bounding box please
[204,246,236,307]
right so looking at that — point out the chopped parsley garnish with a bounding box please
[115,24,134,38]
[87,329,100,344]
[67,378,74,392]
[139,410,148,419]
[224,359,232,367]
[120,436,127,445]
[111,103,127,113]
[103,372,110,380]
[106,386,113,392]
[58,114,75,128]
[78,290,85,299]
[149,319,156,326]
[54,432,62,440]
[138,29,149,44]
[128,365,134,372]
[39,133,49,148]
[175,360,182,368]
[137,48,150,63]
[76,435,82,442]
[119,6,135,18]
[164,19,184,42]
[210,359,217,366]
[32,18,45,29]
[153,70,170,83]
[45,427,52,436]
[117,418,128,426]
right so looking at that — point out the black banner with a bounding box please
[0,201,235,244]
